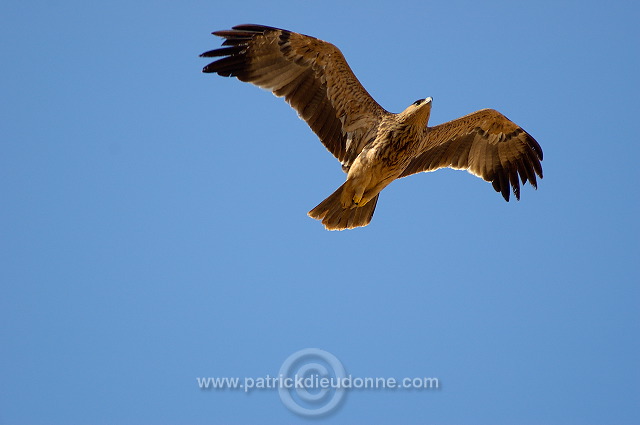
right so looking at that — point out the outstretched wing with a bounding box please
[201,24,388,170]
[400,109,543,201]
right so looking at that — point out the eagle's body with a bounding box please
[201,25,543,230]
[340,101,431,208]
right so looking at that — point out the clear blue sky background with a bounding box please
[1,0,639,424]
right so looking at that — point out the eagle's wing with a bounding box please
[400,109,543,201]
[201,24,389,170]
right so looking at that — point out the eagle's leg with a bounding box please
[341,173,372,208]
[344,185,375,208]
[352,188,365,207]
[344,179,384,208]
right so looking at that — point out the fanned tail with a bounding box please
[308,183,379,231]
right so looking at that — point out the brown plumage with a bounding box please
[201,24,543,230]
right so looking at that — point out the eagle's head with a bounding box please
[402,97,432,127]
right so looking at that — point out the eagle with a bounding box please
[201,24,543,230]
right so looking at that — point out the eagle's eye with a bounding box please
[412,99,424,106]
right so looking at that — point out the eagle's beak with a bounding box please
[425,97,433,104]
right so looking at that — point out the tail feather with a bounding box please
[308,183,379,230]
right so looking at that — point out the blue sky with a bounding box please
[1,0,639,423]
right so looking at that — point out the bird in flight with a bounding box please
[201,24,543,230]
